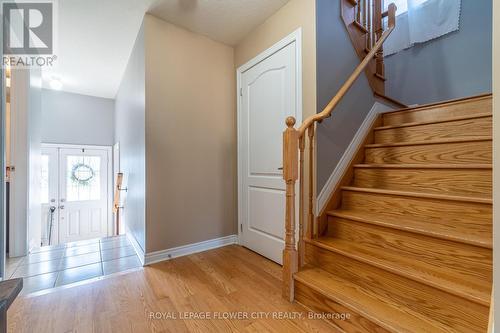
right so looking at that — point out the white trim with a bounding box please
[112,142,121,235]
[41,143,112,150]
[125,226,145,265]
[316,102,394,214]
[9,69,30,257]
[236,28,303,245]
[144,235,238,266]
[237,28,303,74]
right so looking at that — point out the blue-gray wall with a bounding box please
[316,0,376,190]
[41,89,115,146]
[385,0,492,105]
[114,23,146,253]
[316,0,492,192]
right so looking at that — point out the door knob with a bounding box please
[59,205,65,210]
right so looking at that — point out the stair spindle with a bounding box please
[356,0,361,24]
[367,0,373,49]
[363,0,367,28]
[375,0,385,76]
[308,125,315,239]
[298,135,306,268]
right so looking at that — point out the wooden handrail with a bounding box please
[297,3,396,136]
[281,2,397,302]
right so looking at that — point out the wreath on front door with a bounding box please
[70,163,95,186]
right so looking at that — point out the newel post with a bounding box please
[282,116,299,302]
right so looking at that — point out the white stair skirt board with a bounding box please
[144,235,239,266]
[316,102,395,214]
[125,227,146,266]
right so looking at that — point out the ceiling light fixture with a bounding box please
[50,77,63,90]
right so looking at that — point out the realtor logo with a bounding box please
[3,2,53,55]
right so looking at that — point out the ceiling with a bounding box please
[43,0,290,99]
[148,0,290,46]
[43,0,155,99]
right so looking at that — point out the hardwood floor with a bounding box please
[8,245,339,333]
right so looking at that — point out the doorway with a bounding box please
[41,144,112,247]
[237,29,302,264]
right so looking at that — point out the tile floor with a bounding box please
[5,235,142,295]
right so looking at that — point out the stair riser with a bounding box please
[382,97,492,126]
[305,243,489,333]
[352,168,492,198]
[342,190,491,227]
[326,217,492,282]
[295,281,391,333]
[374,116,491,144]
[365,141,492,164]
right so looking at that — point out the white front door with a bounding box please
[58,148,109,243]
[238,32,301,264]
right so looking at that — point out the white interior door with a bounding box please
[59,148,109,243]
[41,147,58,246]
[239,34,300,264]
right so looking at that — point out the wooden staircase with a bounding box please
[294,95,493,332]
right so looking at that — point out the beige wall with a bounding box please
[235,0,316,120]
[234,0,317,227]
[118,0,317,254]
[144,15,237,252]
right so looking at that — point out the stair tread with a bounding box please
[365,137,491,148]
[295,266,455,333]
[327,209,492,248]
[309,237,491,306]
[354,163,492,169]
[341,186,492,204]
[382,94,492,116]
[374,112,492,130]
[382,96,492,126]
[373,114,491,144]
[352,167,491,199]
[364,140,492,165]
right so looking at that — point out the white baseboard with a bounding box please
[125,227,146,265]
[144,235,239,266]
[316,102,394,214]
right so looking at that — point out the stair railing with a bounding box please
[282,3,397,301]
[354,0,388,78]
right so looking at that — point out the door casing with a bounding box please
[41,143,113,244]
[236,28,302,263]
